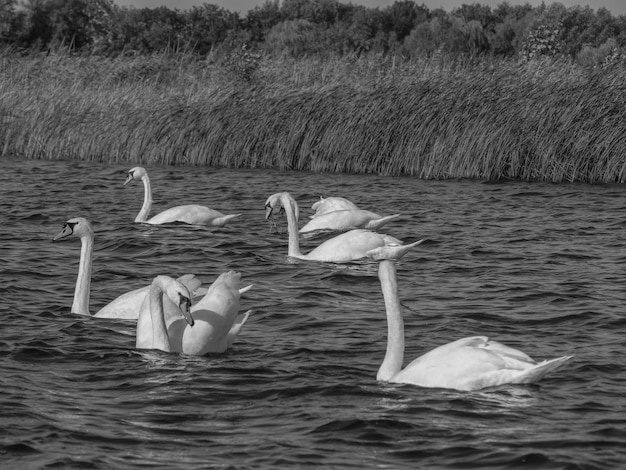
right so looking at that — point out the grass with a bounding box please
[1,50,626,183]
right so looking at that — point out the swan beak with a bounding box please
[180,296,194,326]
[124,172,134,186]
[264,204,274,219]
[52,223,73,241]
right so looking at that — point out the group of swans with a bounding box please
[265,192,423,262]
[53,217,251,354]
[136,272,251,354]
[52,167,571,391]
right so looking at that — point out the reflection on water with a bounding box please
[0,157,625,469]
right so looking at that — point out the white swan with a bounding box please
[302,196,401,233]
[136,271,252,354]
[124,166,241,226]
[376,260,572,391]
[136,275,194,352]
[52,217,200,319]
[265,192,423,262]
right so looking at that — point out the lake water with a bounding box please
[1,157,624,469]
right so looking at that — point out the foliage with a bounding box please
[3,1,626,183]
[1,0,626,62]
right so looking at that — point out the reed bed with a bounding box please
[1,51,626,183]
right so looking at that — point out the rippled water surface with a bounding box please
[1,157,625,469]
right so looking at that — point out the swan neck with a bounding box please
[377,263,405,381]
[284,196,302,257]
[136,175,152,222]
[72,233,93,315]
[148,279,171,352]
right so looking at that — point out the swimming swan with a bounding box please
[136,275,194,352]
[265,192,423,263]
[136,271,252,354]
[52,217,200,319]
[303,196,401,233]
[124,166,242,226]
[376,260,572,391]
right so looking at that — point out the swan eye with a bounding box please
[65,222,77,231]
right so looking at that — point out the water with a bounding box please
[1,157,624,469]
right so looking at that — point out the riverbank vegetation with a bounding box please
[1,0,626,183]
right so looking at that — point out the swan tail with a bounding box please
[212,214,242,226]
[239,284,254,295]
[366,239,425,261]
[512,355,573,384]
[365,214,401,230]
[226,310,252,348]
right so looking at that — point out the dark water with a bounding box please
[1,157,624,469]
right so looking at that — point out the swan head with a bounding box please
[156,275,194,326]
[52,217,94,241]
[124,166,147,185]
[264,192,299,221]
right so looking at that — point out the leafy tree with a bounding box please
[244,0,283,43]
[185,4,240,55]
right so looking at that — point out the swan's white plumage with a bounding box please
[311,196,360,217]
[124,166,241,226]
[53,217,200,320]
[135,275,194,352]
[300,209,401,234]
[376,260,572,391]
[136,271,252,355]
[304,196,400,233]
[265,192,422,262]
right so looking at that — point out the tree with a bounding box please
[185,4,240,55]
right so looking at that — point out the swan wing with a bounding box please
[394,336,571,391]
[305,230,390,262]
[182,271,246,354]
[95,274,202,320]
[147,205,241,226]
[364,214,401,230]
[311,197,360,217]
[95,286,148,319]
[300,210,374,233]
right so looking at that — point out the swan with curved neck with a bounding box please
[376,260,572,391]
[136,275,194,352]
[52,217,200,319]
[137,271,252,354]
[265,192,422,263]
[124,166,241,226]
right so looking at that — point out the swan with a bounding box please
[135,275,194,352]
[136,271,252,354]
[52,217,200,319]
[303,196,401,233]
[376,260,572,391]
[124,166,241,226]
[265,192,423,262]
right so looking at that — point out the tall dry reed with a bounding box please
[1,50,625,183]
